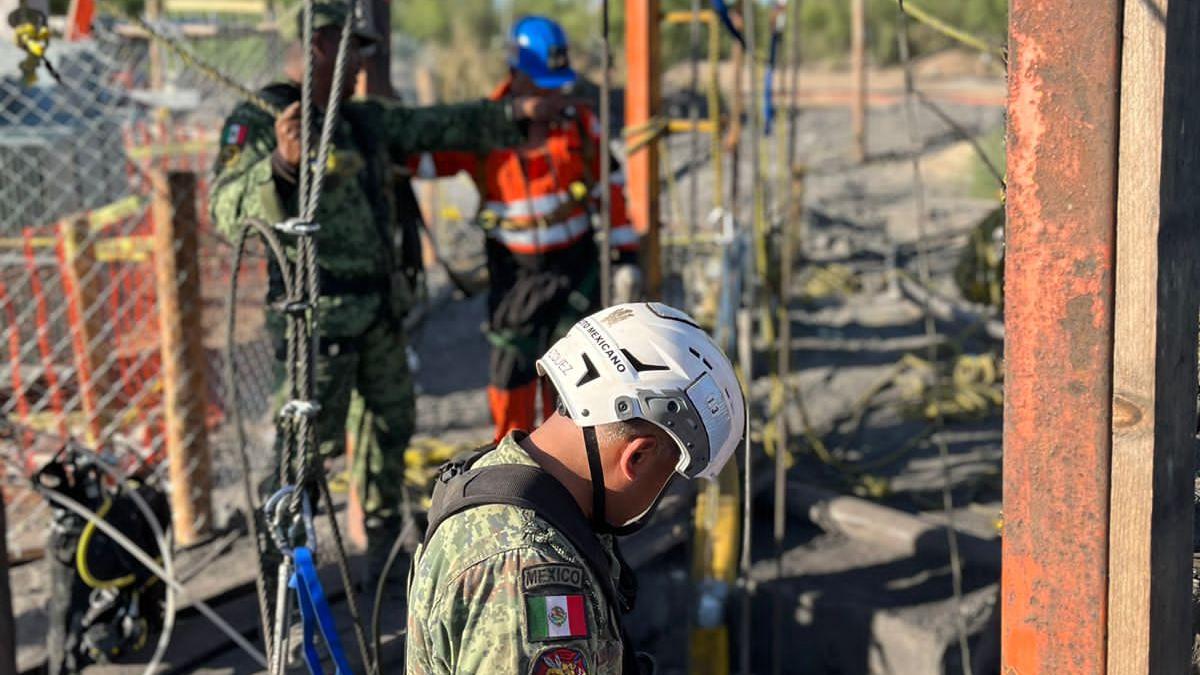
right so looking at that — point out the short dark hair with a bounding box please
[599,418,678,458]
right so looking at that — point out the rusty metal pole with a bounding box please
[152,171,213,546]
[0,488,15,675]
[1002,0,1122,673]
[625,0,663,299]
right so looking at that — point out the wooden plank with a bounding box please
[58,217,121,446]
[164,0,267,14]
[1108,0,1200,671]
[152,171,213,545]
[0,488,15,675]
[850,0,867,162]
[1002,0,1122,672]
[625,0,662,298]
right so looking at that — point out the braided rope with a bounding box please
[227,218,295,666]
[98,0,284,117]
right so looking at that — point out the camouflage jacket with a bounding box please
[405,434,625,675]
[210,82,524,336]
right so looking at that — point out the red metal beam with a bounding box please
[1002,0,1122,672]
[624,0,662,298]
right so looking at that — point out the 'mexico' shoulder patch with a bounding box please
[522,563,585,592]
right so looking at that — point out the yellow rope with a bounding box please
[889,0,1005,59]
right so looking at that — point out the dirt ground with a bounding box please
[7,57,1006,675]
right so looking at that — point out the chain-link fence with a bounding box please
[2,13,286,560]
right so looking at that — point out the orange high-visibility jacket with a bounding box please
[411,81,638,258]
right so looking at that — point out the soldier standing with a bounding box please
[210,1,564,584]
[405,302,746,674]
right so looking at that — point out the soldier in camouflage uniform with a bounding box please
[210,1,565,579]
[406,303,747,674]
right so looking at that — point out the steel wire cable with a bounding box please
[896,2,975,671]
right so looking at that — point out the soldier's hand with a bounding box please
[274,101,303,168]
[511,94,571,123]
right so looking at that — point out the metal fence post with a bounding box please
[152,170,213,545]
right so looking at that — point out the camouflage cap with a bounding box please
[279,1,380,45]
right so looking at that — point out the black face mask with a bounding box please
[582,426,677,537]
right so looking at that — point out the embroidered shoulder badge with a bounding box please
[224,122,249,147]
[530,647,589,675]
[526,594,588,642]
[522,563,585,592]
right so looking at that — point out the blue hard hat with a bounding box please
[508,16,577,90]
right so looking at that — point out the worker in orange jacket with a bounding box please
[413,16,640,440]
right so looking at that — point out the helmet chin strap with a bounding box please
[582,426,609,532]
[582,425,674,537]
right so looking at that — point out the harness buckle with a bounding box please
[274,218,321,236]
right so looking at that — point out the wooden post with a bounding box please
[152,171,212,545]
[1108,0,1200,672]
[625,0,663,299]
[1003,0,1122,672]
[0,488,16,675]
[146,0,165,90]
[850,0,867,162]
[413,67,441,271]
[59,216,120,445]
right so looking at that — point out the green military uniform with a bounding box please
[210,65,524,541]
[405,434,625,674]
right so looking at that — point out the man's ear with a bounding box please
[618,435,659,482]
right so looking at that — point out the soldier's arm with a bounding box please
[580,107,639,259]
[209,106,294,238]
[424,549,604,674]
[376,99,525,158]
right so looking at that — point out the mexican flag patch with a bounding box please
[224,123,248,146]
[526,594,588,641]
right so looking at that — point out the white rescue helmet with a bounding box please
[536,302,746,480]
